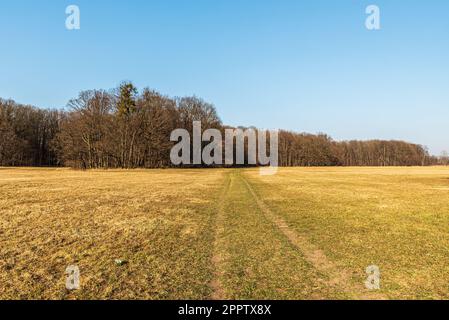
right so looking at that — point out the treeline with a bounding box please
[0,99,60,166]
[279,132,436,166]
[0,83,446,168]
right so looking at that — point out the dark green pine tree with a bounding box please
[117,82,138,117]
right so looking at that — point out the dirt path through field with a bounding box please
[208,170,345,299]
[210,172,232,300]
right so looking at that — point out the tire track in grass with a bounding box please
[213,171,342,299]
[210,172,232,300]
[240,172,387,300]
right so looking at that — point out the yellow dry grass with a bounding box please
[1,166,448,300]
[0,168,226,299]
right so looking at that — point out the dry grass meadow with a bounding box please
[1,167,449,300]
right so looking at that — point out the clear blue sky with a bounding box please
[1,0,448,154]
